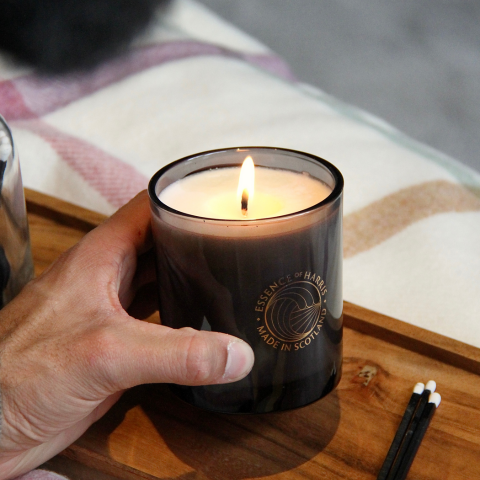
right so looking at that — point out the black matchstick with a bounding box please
[385,380,436,480]
[377,382,425,480]
[393,392,441,480]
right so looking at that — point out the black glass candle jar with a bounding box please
[148,147,343,414]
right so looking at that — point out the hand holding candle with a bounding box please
[0,192,255,479]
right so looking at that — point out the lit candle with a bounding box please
[149,147,344,414]
[159,156,332,220]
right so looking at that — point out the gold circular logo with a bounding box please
[265,280,323,343]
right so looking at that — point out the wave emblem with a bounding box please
[265,281,323,343]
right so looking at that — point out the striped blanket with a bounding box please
[2,0,480,359]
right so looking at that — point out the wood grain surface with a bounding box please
[26,189,480,480]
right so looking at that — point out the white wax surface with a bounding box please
[159,166,332,220]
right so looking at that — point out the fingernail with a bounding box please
[223,340,255,382]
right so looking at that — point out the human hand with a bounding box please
[0,191,254,479]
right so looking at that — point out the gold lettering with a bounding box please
[321,308,326,316]
[273,341,279,349]
[267,337,275,345]
[304,272,311,280]
[281,343,291,351]
[260,294,268,302]
[257,326,267,334]
[261,333,269,341]
[264,289,272,296]
[278,277,286,286]
[287,274,292,283]
[255,306,264,312]
[269,282,279,292]
[311,274,316,282]
[304,337,311,346]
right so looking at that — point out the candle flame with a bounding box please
[237,156,255,216]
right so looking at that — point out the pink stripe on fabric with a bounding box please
[243,53,296,82]
[1,41,295,121]
[0,80,35,120]
[13,470,68,480]
[16,120,148,208]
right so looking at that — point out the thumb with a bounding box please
[97,320,255,392]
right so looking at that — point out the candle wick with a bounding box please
[241,189,248,216]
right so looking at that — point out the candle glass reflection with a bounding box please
[0,115,34,309]
[149,147,343,414]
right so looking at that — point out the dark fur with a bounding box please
[0,0,169,74]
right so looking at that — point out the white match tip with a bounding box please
[425,380,436,392]
[429,392,441,407]
[413,383,425,394]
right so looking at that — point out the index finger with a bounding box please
[88,190,153,256]
[68,190,154,306]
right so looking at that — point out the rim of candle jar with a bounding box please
[148,146,343,224]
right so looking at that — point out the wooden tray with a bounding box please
[25,188,480,480]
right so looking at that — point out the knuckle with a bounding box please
[79,326,122,386]
[180,329,219,385]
